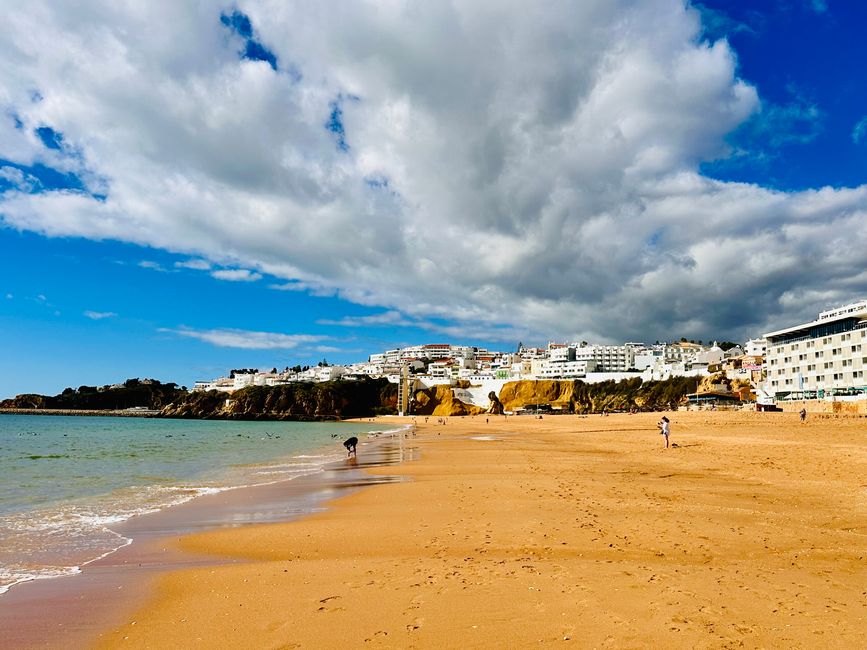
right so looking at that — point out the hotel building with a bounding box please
[764,300,867,400]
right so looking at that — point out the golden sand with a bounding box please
[95,412,867,649]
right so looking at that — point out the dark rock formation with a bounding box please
[487,391,504,414]
[1,380,185,411]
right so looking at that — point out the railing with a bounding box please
[768,320,867,348]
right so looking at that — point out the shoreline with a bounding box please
[92,411,867,648]
[0,424,416,649]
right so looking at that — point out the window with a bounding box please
[853,345,862,352]
[816,375,824,381]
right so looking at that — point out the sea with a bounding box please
[0,414,396,595]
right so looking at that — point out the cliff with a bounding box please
[162,378,398,420]
[3,375,701,420]
[411,385,486,417]
[498,376,700,413]
[1,380,185,411]
[499,380,577,412]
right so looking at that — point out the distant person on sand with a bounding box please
[343,436,358,457]
[657,416,670,448]
[799,408,807,423]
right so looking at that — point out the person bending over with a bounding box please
[343,436,358,457]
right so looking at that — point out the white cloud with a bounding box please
[319,309,528,342]
[0,166,39,191]
[161,326,327,349]
[138,260,166,272]
[175,259,211,271]
[83,310,117,320]
[210,268,262,282]
[853,116,867,144]
[318,310,415,327]
[0,1,864,344]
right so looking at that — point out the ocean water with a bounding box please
[0,414,395,594]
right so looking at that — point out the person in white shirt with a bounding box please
[657,416,670,448]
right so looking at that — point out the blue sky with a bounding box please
[2,1,866,396]
[697,0,867,189]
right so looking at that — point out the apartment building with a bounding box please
[764,300,867,399]
[574,345,636,372]
[536,359,598,379]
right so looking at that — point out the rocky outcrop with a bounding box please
[487,391,504,415]
[696,372,732,393]
[499,380,577,412]
[411,385,485,416]
[1,394,49,409]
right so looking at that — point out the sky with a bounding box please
[1,0,866,396]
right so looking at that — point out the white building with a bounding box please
[764,300,867,400]
[691,344,725,368]
[573,345,636,372]
[536,359,598,379]
[744,338,768,357]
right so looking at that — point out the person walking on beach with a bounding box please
[343,436,358,457]
[657,416,670,448]
[799,408,807,423]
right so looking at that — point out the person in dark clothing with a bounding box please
[343,436,358,457]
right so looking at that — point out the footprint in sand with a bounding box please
[406,617,424,632]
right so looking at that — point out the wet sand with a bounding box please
[0,435,413,649]
[87,411,867,649]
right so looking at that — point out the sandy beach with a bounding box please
[84,411,867,648]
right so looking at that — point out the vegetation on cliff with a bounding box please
[162,378,397,420]
[571,376,700,413]
[498,376,700,414]
[1,379,185,410]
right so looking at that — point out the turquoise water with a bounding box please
[0,415,397,593]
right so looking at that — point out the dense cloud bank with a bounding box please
[1,1,865,343]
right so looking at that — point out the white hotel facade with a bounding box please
[764,300,867,400]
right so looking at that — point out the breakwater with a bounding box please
[0,408,161,417]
